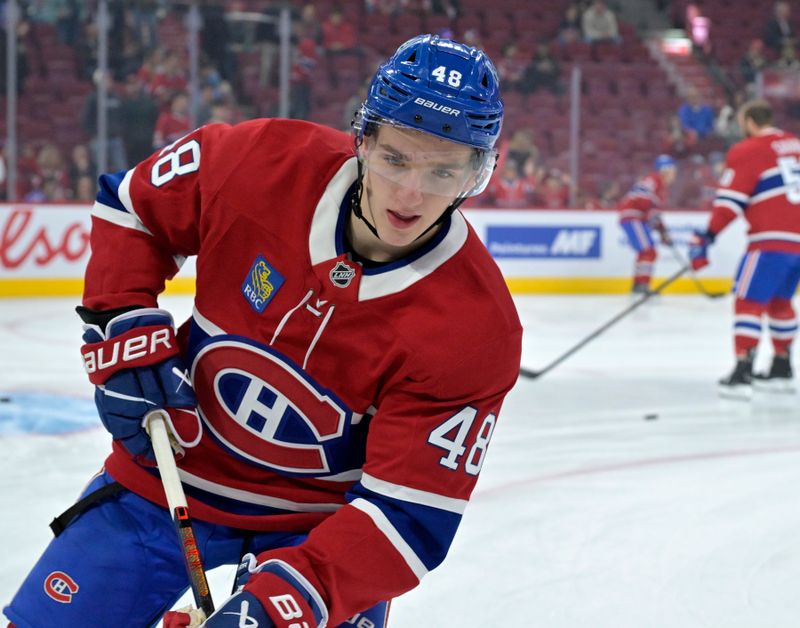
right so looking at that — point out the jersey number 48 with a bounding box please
[428,407,496,476]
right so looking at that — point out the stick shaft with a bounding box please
[520,265,690,379]
[147,411,215,617]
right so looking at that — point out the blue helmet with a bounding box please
[357,34,503,151]
[654,154,676,171]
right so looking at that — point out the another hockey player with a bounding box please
[3,35,522,628]
[689,98,800,398]
[618,154,678,294]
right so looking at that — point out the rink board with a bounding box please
[0,204,746,297]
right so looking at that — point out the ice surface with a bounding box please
[1,294,798,627]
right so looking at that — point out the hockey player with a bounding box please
[618,154,678,294]
[689,98,800,398]
[3,35,522,628]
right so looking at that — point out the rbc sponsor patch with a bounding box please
[242,255,284,313]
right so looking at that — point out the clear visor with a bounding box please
[354,109,497,198]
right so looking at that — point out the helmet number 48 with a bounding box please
[431,65,463,88]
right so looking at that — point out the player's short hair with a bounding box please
[738,99,773,127]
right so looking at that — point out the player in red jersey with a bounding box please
[3,35,521,628]
[689,99,800,398]
[618,154,678,294]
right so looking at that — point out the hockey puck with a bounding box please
[643,413,658,420]
[0,396,10,403]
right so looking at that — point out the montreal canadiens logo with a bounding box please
[44,571,79,603]
[329,261,356,288]
[192,339,349,474]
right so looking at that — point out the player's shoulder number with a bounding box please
[428,406,496,476]
[150,135,201,187]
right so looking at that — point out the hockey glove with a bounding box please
[688,230,715,271]
[164,554,328,628]
[79,307,201,460]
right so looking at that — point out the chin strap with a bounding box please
[350,157,381,240]
[350,157,465,244]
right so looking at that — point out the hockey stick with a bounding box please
[662,236,726,299]
[145,410,215,621]
[519,264,690,380]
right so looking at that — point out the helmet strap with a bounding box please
[350,157,381,240]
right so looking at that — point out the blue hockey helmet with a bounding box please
[354,34,503,197]
[654,154,676,171]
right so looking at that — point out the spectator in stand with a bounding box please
[582,0,620,44]
[503,128,541,176]
[81,71,128,171]
[496,42,528,93]
[148,49,189,109]
[74,175,96,202]
[67,144,95,190]
[763,1,795,54]
[152,91,191,150]
[136,48,165,93]
[521,41,562,95]
[289,22,320,120]
[363,0,405,16]
[739,38,768,88]
[75,16,99,82]
[661,113,689,157]
[774,40,800,71]
[17,142,40,199]
[36,143,71,196]
[597,179,621,209]
[486,158,538,208]
[678,87,715,145]
[557,3,583,46]
[299,4,322,43]
[427,0,460,20]
[120,73,159,165]
[321,7,363,88]
[536,168,571,208]
[715,90,746,148]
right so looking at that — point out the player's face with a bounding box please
[353,124,476,261]
[660,166,677,186]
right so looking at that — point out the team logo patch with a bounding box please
[44,571,79,603]
[242,255,284,313]
[329,261,356,288]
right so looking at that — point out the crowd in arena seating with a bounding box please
[1,0,798,209]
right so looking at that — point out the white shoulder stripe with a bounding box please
[751,186,788,204]
[192,306,227,336]
[717,188,750,202]
[92,201,152,234]
[350,498,429,581]
[712,199,744,216]
[117,168,146,225]
[360,472,468,514]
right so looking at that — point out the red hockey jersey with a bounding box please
[709,128,800,252]
[618,172,668,222]
[83,118,522,623]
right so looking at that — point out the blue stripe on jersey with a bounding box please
[752,172,784,197]
[347,481,462,571]
[96,170,131,212]
[769,321,798,332]
[734,321,762,332]
[715,191,748,209]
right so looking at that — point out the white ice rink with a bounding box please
[1,293,799,627]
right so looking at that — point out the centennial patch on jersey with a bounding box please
[242,255,284,313]
[329,260,357,288]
